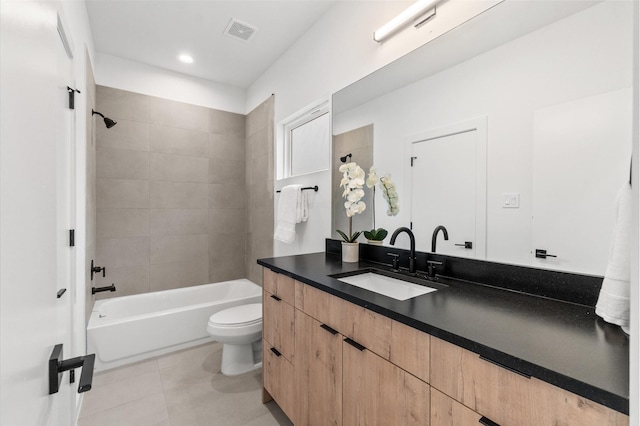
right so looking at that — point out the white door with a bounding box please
[0,4,76,425]
[532,89,631,275]
[411,131,477,257]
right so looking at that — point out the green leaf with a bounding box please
[364,228,387,241]
[336,230,349,242]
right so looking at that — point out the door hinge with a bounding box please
[410,156,418,167]
[69,229,75,247]
[67,86,81,110]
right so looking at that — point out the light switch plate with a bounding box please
[503,193,520,208]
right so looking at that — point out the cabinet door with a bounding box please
[295,310,342,426]
[263,268,295,304]
[431,388,481,426]
[431,336,628,426]
[343,337,430,425]
[263,339,296,421]
[263,290,295,363]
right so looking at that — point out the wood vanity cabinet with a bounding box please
[262,268,627,426]
[430,336,629,426]
[262,269,296,420]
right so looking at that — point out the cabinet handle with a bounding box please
[479,416,500,426]
[270,294,281,301]
[320,324,338,335]
[343,337,366,351]
[270,347,282,357]
[479,355,531,379]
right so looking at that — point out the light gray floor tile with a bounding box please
[80,342,290,426]
[78,393,170,426]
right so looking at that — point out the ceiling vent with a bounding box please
[224,18,258,42]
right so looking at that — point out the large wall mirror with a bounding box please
[332,0,632,276]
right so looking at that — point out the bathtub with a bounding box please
[87,279,262,371]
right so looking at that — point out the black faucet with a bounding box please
[431,225,449,252]
[390,227,416,273]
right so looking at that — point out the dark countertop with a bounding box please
[257,251,629,415]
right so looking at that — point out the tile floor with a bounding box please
[78,342,293,426]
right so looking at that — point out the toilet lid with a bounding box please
[209,303,262,327]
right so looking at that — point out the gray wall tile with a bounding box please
[97,147,149,180]
[150,209,208,236]
[209,158,245,184]
[209,208,246,235]
[209,133,245,161]
[150,153,208,183]
[149,260,209,291]
[209,183,246,209]
[97,178,149,209]
[150,181,208,209]
[209,109,245,136]
[97,209,150,239]
[148,96,209,132]
[96,85,150,123]
[149,125,208,157]
[96,119,149,152]
[150,234,208,264]
[96,237,150,268]
[94,265,150,298]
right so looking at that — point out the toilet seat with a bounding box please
[208,303,262,327]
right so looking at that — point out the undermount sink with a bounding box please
[331,270,439,301]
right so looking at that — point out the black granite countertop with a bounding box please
[257,250,629,415]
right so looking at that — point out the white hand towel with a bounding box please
[299,190,309,223]
[595,183,631,334]
[274,185,302,244]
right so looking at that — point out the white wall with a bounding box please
[249,0,499,256]
[95,53,246,114]
[333,2,632,269]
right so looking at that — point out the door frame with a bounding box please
[405,116,488,258]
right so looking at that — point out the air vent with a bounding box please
[224,18,258,42]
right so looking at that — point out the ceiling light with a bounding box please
[178,54,194,64]
[374,0,438,42]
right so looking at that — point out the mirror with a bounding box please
[332,0,633,276]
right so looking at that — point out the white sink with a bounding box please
[336,272,437,301]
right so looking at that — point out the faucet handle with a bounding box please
[426,260,444,278]
[387,253,400,271]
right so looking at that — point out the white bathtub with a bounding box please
[87,279,262,371]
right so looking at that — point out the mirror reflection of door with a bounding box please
[409,118,486,258]
[532,88,631,275]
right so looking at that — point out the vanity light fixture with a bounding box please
[373,0,438,42]
[178,54,194,64]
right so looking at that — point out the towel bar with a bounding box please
[276,185,318,193]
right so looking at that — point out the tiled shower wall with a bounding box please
[94,86,248,297]
[246,96,275,285]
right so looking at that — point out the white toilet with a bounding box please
[207,303,263,376]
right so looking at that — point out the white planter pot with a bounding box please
[341,242,359,263]
[367,240,383,245]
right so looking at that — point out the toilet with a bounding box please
[207,303,263,376]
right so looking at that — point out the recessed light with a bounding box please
[178,54,194,64]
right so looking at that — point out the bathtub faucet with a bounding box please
[92,284,116,295]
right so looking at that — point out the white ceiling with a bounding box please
[86,0,336,88]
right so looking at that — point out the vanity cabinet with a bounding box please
[430,336,628,426]
[262,269,296,419]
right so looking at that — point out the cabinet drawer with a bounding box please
[263,339,296,422]
[263,290,295,363]
[263,268,295,305]
[430,337,628,426]
[296,282,392,359]
[390,320,430,383]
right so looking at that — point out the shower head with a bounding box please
[340,153,352,163]
[92,110,117,129]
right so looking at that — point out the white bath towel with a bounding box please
[299,189,309,223]
[595,183,631,334]
[274,185,303,244]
